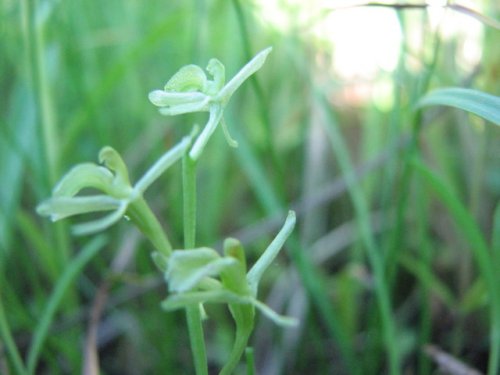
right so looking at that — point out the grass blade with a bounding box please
[26,235,108,375]
[417,88,500,125]
[412,159,500,375]
[0,291,28,375]
[319,92,401,375]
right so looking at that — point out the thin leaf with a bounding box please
[27,236,108,375]
[417,88,500,125]
[412,159,500,375]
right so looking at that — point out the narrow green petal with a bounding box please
[247,210,296,293]
[189,104,224,160]
[165,248,237,293]
[161,290,246,311]
[220,117,238,148]
[98,147,131,189]
[249,298,298,327]
[157,99,210,116]
[134,135,192,194]
[148,90,207,107]
[168,257,236,293]
[52,163,114,197]
[216,47,272,104]
[162,289,297,327]
[206,58,225,94]
[71,202,128,235]
[36,195,122,221]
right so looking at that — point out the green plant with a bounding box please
[36,47,296,375]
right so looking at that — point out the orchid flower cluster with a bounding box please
[37,47,296,374]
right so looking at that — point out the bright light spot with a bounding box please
[253,1,403,79]
[315,7,402,79]
[252,0,484,99]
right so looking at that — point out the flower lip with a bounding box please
[148,90,207,107]
[161,211,297,327]
[37,135,193,235]
[148,47,273,160]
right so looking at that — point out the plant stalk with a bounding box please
[127,197,172,257]
[182,154,208,375]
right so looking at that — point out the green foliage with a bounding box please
[2,0,499,374]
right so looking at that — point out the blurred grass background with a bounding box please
[1,0,500,374]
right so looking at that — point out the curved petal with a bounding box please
[216,47,272,104]
[71,201,128,236]
[164,64,207,92]
[189,104,224,160]
[166,248,237,293]
[161,289,297,327]
[161,289,245,311]
[149,90,207,107]
[36,195,121,221]
[98,147,131,190]
[247,210,296,294]
[249,297,298,327]
[157,98,210,116]
[134,135,192,194]
[52,163,114,197]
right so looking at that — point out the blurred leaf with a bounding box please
[417,88,500,125]
[0,83,38,259]
[27,235,108,375]
[399,255,457,310]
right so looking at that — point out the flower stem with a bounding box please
[182,154,208,375]
[127,198,172,257]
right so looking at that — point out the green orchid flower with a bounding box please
[149,47,272,160]
[160,211,297,375]
[37,135,192,244]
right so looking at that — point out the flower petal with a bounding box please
[161,289,245,311]
[247,210,296,294]
[71,201,128,235]
[161,289,297,327]
[98,147,131,191]
[189,104,224,160]
[164,64,207,92]
[157,99,210,116]
[148,90,207,107]
[216,47,272,104]
[166,248,237,293]
[36,195,122,221]
[52,163,114,197]
[134,135,192,194]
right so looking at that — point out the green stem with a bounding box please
[21,0,70,286]
[245,347,256,375]
[0,291,28,375]
[127,197,172,257]
[182,154,208,375]
[22,0,59,188]
[183,156,197,249]
[219,322,252,375]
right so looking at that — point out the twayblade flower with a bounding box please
[160,211,297,374]
[37,135,192,236]
[149,47,272,160]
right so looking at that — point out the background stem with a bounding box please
[182,154,208,375]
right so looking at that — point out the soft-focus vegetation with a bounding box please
[1,1,499,374]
